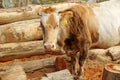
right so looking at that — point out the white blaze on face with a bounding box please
[40,12,61,50]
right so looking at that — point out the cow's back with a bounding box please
[91,1,120,48]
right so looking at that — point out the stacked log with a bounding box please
[0,4,45,80]
[0,2,120,80]
[0,5,43,24]
[0,19,43,43]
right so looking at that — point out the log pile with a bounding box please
[0,3,120,80]
[0,4,71,80]
[0,4,46,80]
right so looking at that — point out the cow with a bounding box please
[39,0,120,79]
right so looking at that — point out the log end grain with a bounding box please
[102,63,120,80]
[55,57,67,71]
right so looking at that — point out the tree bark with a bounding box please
[0,64,27,80]
[0,41,45,62]
[0,55,66,72]
[107,46,120,61]
[0,4,43,24]
[0,40,62,62]
[0,19,43,44]
[102,63,120,80]
[41,69,73,80]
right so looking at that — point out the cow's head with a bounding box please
[39,7,74,52]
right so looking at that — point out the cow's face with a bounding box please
[40,12,61,51]
[40,9,73,52]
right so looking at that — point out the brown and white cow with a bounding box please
[39,0,120,79]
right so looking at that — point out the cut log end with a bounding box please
[102,63,120,80]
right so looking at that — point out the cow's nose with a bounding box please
[44,43,55,50]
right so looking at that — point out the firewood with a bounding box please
[0,64,27,80]
[102,63,120,80]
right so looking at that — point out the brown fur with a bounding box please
[41,3,100,78]
[60,4,99,54]
[43,7,56,13]
[58,4,100,77]
[46,14,58,29]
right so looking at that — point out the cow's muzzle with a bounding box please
[43,43,55,50]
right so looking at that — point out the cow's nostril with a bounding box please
[51,44,54,48]
[44,43,55,50]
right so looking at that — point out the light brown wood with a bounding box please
[0,55,66,73]
[0,64,27,80]
[0,41,46,62]
[102,63,120,80]
[107,46,120,61]
[0,19,43,44]
[41,69,73,80]
[0,5,43,24]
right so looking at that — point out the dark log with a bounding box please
[102,63,120,80]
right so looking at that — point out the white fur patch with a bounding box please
[92,1,120,47]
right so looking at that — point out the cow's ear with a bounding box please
[59,11,73,18]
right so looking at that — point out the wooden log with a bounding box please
[88,49,111,62]
[0,55,66,73]
[0,40,62,62]
[1,0,31,8]
[0,41,45,62]
[107,46,120,61]
[102,63,120,80]
[0,64,27,80]
[0,4,43,24]
[41,69,73,80]
[88,46,120,62]
[0,19,43,44]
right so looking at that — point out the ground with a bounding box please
[26,54,107,80]
[0,53,109,80]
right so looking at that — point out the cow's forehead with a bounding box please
[41,12,60,27]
